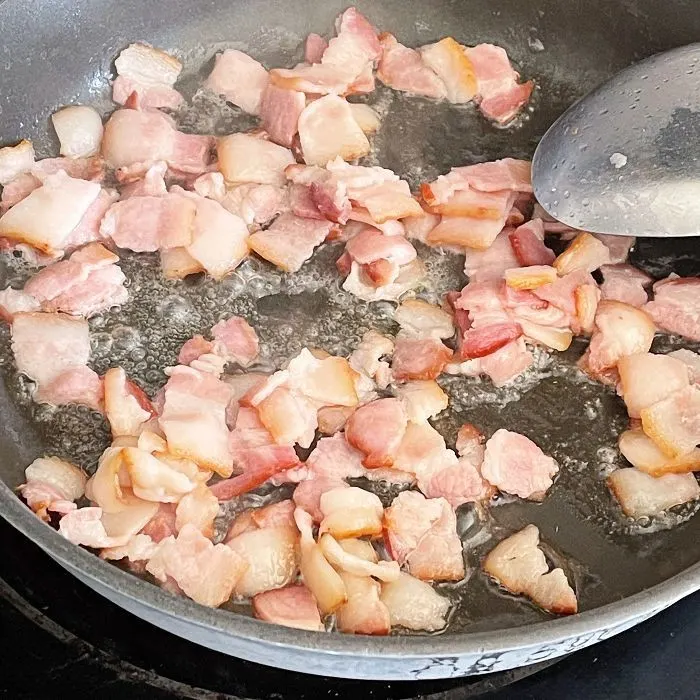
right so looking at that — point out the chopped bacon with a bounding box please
[270,63,356,96]
[608,468,700,518]
[574,283,601,335]
[345,227,416,266]
[297,95,370,166]
[335,571,391,635]
[103,367,153,437]
[58,507,131,548]
[0,172,101,256]
[294,507,347,615]
[0,140,35,185]
[618,352,690,419]
[140,503,178,542]
[257,386,318,447]
[554,231,611,275]
[593,233,635,264]
[427,207,514,250]
[509,219,555,266]
[391,337,452,381]
[502,285,570,328]
[318,533,399,582]
[204,49,269,115]
[160,247,203,280]
[465,44,534,124]
[211,316,259,366]
[113,43,183,110]
[159,366,234,476]
[376,33,446,99]
[380,572,450,632]
[419,37,477,103]
[121,446,198,503]
[640,386,700,458]
[64,188,120,251]
[424,186,514,220]
[345,397,408,468]
[219,183,287,227]
[618,429,700,477]
[146,524,247,607]
[403,209,440,244]
[483,525,577,614]
[667,349,700,384]
[394,380,448,423]
[210,446,300,500]
[40,365,104,412]
[217,132,295,187]
[259,83,306,148]
[504,265,558,290]
[349,103,381,134]
[102,109,212,174]
[319,486,384,539]
[384,491,465,581]
[463,229,520,282]
[249,213,334,272]
[349,329,394,386]
[19,457,86,521]
[585,301,655,375]
[482,429,558,500]
[227,525,299,597]
[52,106,104,159]
[253,584,323,631]
[174,484,219,537]
[533,269,598,322]
[323,7,381,76]
[305,33,329,64]
[11,312,90,392]
[644,276,700,341]
[0,288,40,323]
[597,265,651,311]
[24,243,127,317]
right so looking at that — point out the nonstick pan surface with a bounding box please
[0,0,699,680]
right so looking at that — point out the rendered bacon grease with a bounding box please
[2,7,699,635]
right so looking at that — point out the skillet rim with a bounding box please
[2,480,698,659]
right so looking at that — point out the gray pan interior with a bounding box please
[1,0,700,681]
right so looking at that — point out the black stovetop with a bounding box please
[1,517,698,699]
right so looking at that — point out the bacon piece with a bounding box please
[465,44,534,124]
[297,95,370,166]
[102,109,212,174]
[294,508,347,615]
[113,43,183,109]
[608,468,700,518]
[204,49,269,115]
[668,349,700,384]
[419,37,477,103]
[257,387,317,448]
[217,133,294,187]
[305,33,328,64]
[533,268,597,324]
[103,368,153,438]
[335,570,391,635]
[269,63,356,95]
[391,337,452,381]
[504,265,558,290]
[174,484,219,537]
[403,209,440,244]
[11,312,90,392]
[0,288,40,323]
[58,507,130,548]
[19,457,86,521]
[146,524,247,607]
[211,446,300,500]
[52,106,104,159]
[599,264,652,307]
[349,103,381,134]
[286,349,359,407]
[121,447,198,503]
[253,584,323,631]
[304,433,366,482]
[343,257,425,302]
[380,573,450,632]
[0,140,35,185]
[644,276,700,341]
[140,503,178,542]
[425,187,514,220]
[376,33,446,98]
[323,7,381,75]
[319,486,383,539]
[640,386,700,458]
[394,380,448,423]
[618,429,700,477]
[483,525,577,614]
[227,526,299,597]
[586,301,655,376]
[508,219,555,266]
[159,366,234,476]
[0,172,101,256]
[593,233,635,264]
[38,365,104,412]
[574,283,600,335]
[462,229,519,282]
[220,183,287,228]
[210,316,259,367]
[259,83,306,148]
[349,330,394,387]
[24,243,127,317]
[427,207,514,250]
[100,193,195,252]
[384,491,465,581]
[482,429,558,500]
[249,213,333,272]
[618,353,690,419]
[554,231,612,275]
[160,247,203,280]
[501,285,570,328]
[345,398,408,468]
[318,533,399,582]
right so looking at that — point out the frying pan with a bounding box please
[1,0,699,682]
